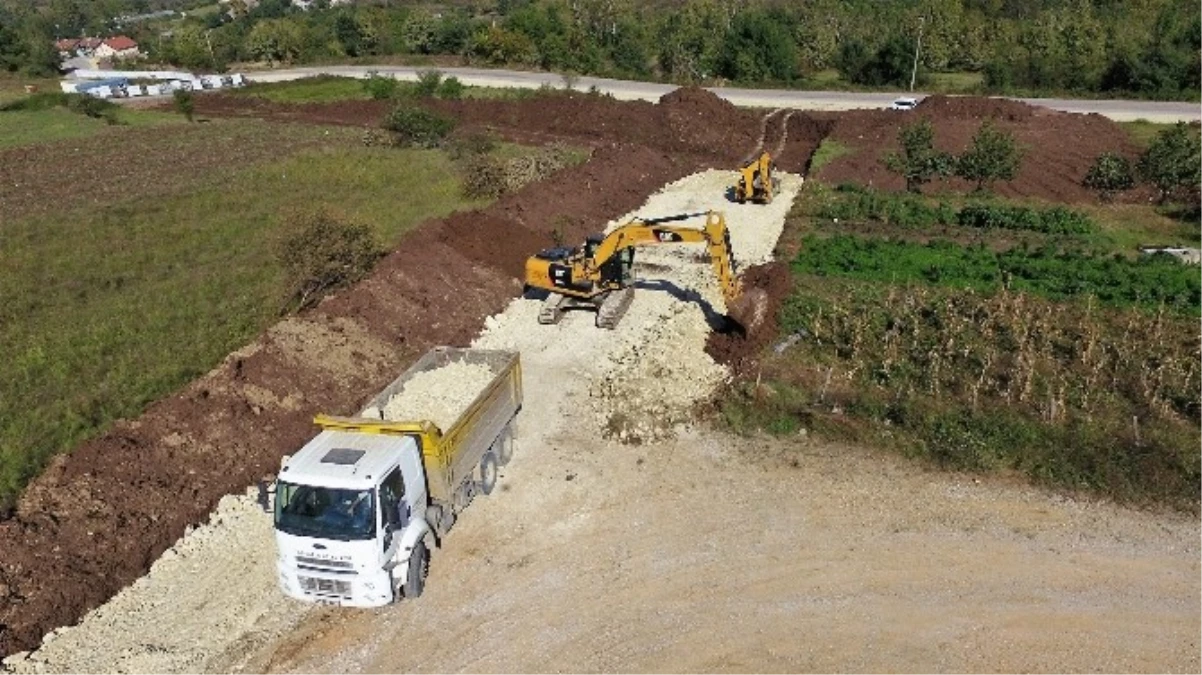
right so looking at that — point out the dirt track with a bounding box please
[249,435,1199,674]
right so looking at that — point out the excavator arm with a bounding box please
[525,210,763,332]
[588,211,742,303]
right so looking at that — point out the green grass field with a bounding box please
[1119,119,1178,148]
[807,139,854,176]
[0,108,565,507]
[233,75,373,103]
[0,106,183,148]
[233,75,547,105]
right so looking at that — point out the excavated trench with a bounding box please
[0,88,828,660]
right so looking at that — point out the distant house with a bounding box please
[55,38,81,56]
[95,36,140,60]
[78,37,103,54]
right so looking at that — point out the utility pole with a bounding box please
[205,29,216,69]
[909,16,924,92]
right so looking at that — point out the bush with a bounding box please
[445,131,499,161]
[1083,152,1135,201]
[460,144,575,199]
[1137,122,1201,204]
[817,188,955,229]
[955,121,1023,192]
[382,104,455,147]
[66,94,115,119]
[274,208,381,311]
[461,154,508,199]
[437,76,465,100]
[883,119,954,193]
[415,69,443,97]
[362,72,399,100]
[0,91,70,112]
[172,89,195,122]
[956,204,1094,235]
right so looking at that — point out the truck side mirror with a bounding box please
[257,480,273,513]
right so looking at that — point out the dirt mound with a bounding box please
[706,261,793,372]
[814,97,1147,203]
[193,90,775,167]
[915,94,1036,122]
[0,130,709,658]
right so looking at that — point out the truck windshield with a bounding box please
[274,482,376,541]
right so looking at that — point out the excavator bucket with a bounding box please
[725,288,769,335]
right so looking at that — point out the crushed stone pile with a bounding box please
[369,361,495,430]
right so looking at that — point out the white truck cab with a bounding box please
[273,429,432,606]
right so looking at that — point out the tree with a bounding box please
[1083,152,1135,202]
[955,120,1023,192]
[274,208,380,311]
[246,18,305,64]
[884,119,953,193]
[1137,122,1201,203]
[838,33,920,87]
[716,9,798,82]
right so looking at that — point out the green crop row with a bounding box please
[792,235,1199,313]
[817,185,1096,235]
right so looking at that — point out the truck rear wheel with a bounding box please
[494,427,515,466]
[403,542,428,599]
[478,451,498,496]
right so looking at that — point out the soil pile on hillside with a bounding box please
[815,96,1148,203]
[193,88,770,165]
[915,94,1036,122]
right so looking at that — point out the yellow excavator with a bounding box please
[734,151,780,204]
[523,210,765,332]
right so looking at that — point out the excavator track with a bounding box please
[596,288,635,330]
[538,292,568,325]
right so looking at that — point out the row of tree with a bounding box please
[884,119,1024,194]
[885,117,1201,215]
[2,0,1198,100]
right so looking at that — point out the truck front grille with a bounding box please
[298,575,352,599]
[296,555,356,574]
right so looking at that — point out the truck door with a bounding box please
[380,468,406,564]
[398,442,426,516]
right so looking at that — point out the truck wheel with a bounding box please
[494,427,515,467]
[403,542,428,599]
[478,451,498,496]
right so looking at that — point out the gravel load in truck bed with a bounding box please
[376,361,496,431]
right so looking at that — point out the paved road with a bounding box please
[244,64,1200,123]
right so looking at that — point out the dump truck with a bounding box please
[267,347,522,606]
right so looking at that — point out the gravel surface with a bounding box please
[368,361,495,430]
[2,490,307,675]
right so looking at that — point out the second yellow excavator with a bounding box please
[523,210,766,332]
[734,151,780,204]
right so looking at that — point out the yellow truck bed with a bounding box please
[316,347,522,504]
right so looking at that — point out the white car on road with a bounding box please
[888,96,919,111]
